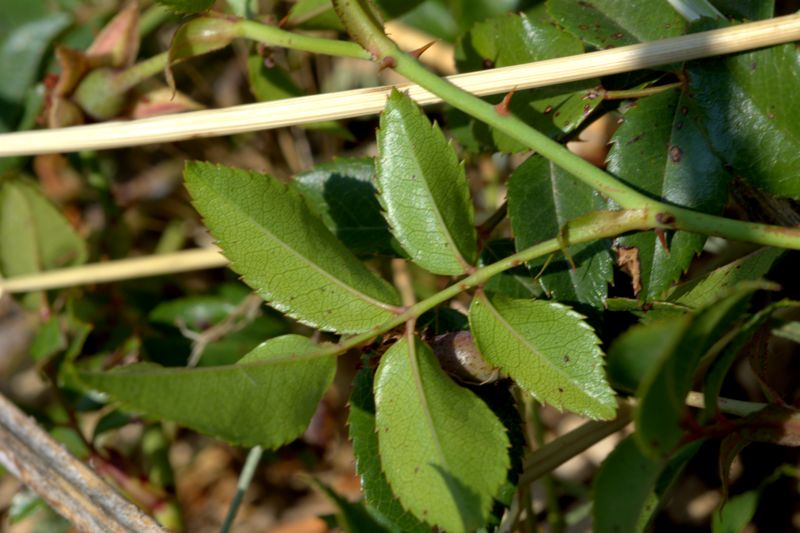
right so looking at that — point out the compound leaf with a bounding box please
[508,154,612,308]
[78,334,336,448]
[608,89,728,300]
[184,161,400,333]
[469,293,616,420]
[374,337,509,532]
[377,90,476,275]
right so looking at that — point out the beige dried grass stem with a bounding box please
[0,248,227,296]
[1,14,799,156]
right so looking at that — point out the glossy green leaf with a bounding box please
[453,12,601,152]
[374,337,509,532]
[710,0,773,20]
[688,43,800,197]
[349,368,431,533]
[608,90,728,300]
[293,158,396,256]
[508,154,612,308]
[155,0,214,14]
[184,161,400,333]
[377,90,476,275]
[546,0,687,49]
[593,436,701,533]
[78,334,335,448]
[479,240,542,299]
[0,11,70,131]
[469,293,616,419]
[607,316,690,393]
[667,247,783,308]
[635,287,757,457]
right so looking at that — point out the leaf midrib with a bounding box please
[480,295,606,407]
[200,179,399,313]
[391,110,470,272]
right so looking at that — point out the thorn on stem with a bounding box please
[378,55,397,72]
[655,228,670,255]
[410,40,437,60]
[494,87,517,116]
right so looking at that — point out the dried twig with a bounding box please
[1,14,798,156]
[0,392,164,533]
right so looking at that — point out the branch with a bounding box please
[0,392,164,532]
[2,14,798,156]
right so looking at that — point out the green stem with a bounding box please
[116,51,169,91]
[317,209,655,358]
[219,446,263,533]
[236,19,371,60]
[603,82,683,100]
[331,0,800,250]
[139,4,174,38]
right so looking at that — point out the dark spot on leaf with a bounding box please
[751,62,757,71]
[680,106,689,115]
[482,58,495,69]
[579,24,589,30]
[554,111,561,117]
[611,32,624,39]
[583,104,591,115]
[669,145,682,163]
[544,105,553,114]
[626,133,644,145]
[558,387,564,393]
[414,466,420,473]
[563,355,570,363]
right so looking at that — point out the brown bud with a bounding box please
[130,86,203,119]
[430,331,500,384]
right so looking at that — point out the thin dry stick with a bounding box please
[2,14,799,156]
[0,392,164,533]
[0,248,227,296]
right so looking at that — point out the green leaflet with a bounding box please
[712,490,760,533]
[0,178,87,308]
[608,90,728,300]
[377,90,476,275]
[453,12,601,152]
[348,368,431,533]
[634,287,757,457]
[293,158,396,256]
[593,436,701,533]
[78,334,335,448]
[508,154,612,308]
[546,0,687,48]
[667,247,783,308]
[374,337,509,532]
[469,293,616,420]
[688,43,800,198]
[184,161,401,333]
